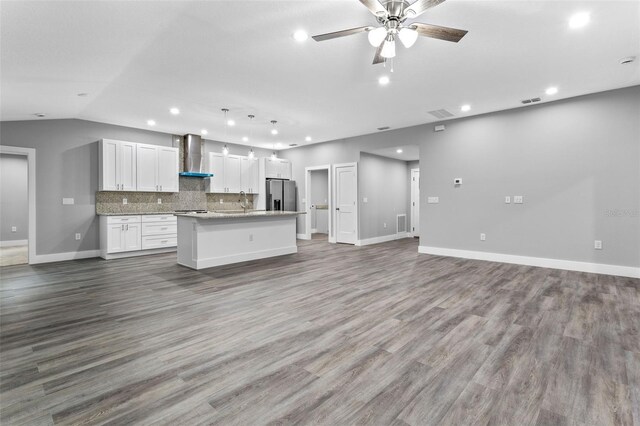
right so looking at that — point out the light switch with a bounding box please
[62,198,74,205]
[122,198,128,205]
[363,197,368,203]
[514,195,524,204]
[480,233,486,241]
[157,198,162,204]
[427,197,439,204]
[594,240,602,250]
[505,196,511,204]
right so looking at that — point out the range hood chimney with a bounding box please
[179,134,213,178]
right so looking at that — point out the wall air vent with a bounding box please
[428,109,454,119]
[521,97,541,105]
[377,126,391,131]
[397,214,407,234]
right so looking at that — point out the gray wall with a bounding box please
[420,86,640,267]
[359,153,408,240]
[0,154,28,241]
[283,86,639,267]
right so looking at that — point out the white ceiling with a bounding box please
[366,144,420,161]
[1,1,638,151]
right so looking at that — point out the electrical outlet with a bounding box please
[75,233,81,240]
[219,199,224,204]
[11,226,17,232]
[363,197,368,203]
[383,222,387,229]
[157,198,162,204]
[505,196,511,204]
[480,233,486,241]
[122,198,128,205]
[594,240,602,250]
[514,195,524,204]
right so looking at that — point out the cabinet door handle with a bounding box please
[121,224,124,230]
[161,240,168,244]
[160,185,162,191]
[126,224,129,231]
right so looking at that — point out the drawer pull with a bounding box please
[161,227,167,230]
[161,240,168,243]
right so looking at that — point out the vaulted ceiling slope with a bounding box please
[1,1,638,150]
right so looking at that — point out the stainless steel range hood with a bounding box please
[179,134,213,178]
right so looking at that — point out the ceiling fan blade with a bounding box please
[372,42,385,64]
[404,0,447,18]
[359,0,388,17]
[410,22,468,42]
[312,26,372,42]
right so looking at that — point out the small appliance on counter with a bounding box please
[266,179,296,211]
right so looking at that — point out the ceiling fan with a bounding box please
[312,0,468,64]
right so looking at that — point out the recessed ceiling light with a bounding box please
[293,30,308,42]
[569,12,590,29]
[378,76,390,85]
[460,104,471,112]
[201,129,208,135]
[169,107,180,115]
[545,86,558,95]
[305,136,312,142]
[271,129,278,135]
[147,119,156,126]
[396,149,403,154]
[242,136,249,142]
[227,119,235,126]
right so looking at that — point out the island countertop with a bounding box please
[175,210,305,219]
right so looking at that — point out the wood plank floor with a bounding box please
[1,238,638,425]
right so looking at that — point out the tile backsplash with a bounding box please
[96,177,254,215]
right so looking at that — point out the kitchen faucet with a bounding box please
[239,191,249,213]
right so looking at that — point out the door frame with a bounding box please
[0,145,36,264]
[304,165,332,241]
[410,168,420,237]
[333,162,358,245]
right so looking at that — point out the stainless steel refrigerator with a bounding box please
[266,179,296,211]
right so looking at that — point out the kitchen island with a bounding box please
[176,211,304,270]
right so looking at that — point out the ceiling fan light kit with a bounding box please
[313,0,468,65]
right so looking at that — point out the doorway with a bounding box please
[410,168,420,237]
[334,162,358,245]
[304,165,332,242]
[0,146,36,266]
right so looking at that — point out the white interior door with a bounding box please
[335,164,357,244]
[411,169,420,237]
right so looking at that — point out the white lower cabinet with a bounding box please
[100,214,177,259]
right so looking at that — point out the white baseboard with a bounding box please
[297,233,311,240]
[356,232,411,247]
[101,247,176,260]
[418,246,640,279]
[0,239,28,247]
[31,249,101,265]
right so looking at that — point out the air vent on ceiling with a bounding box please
[521,97,541,105]
[377,126,391,131]
[428,109,455,119]
[289,143,298,147]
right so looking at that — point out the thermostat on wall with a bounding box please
[454,178,462,185]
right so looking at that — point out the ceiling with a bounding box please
[366,145,420,161]
[1,1,638,151]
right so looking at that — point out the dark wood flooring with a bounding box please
[1,238,638,425]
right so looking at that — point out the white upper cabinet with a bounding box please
[265,158,291,180]
[136,144,179,192]
[157,147,179,192]
[100,139,177,192]
[241,157,259,194]
[99,139,137,191]
[208,153,242,193]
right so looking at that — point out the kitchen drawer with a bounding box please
[142,214,177,223]
[141,235,177,249]
[106,215,141,224]
[142,222,177,236]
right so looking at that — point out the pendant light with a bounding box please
[222,108,229,156]
[247,114,255,159]
[270,120,278,135]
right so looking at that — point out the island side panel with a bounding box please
[177,216,198,269]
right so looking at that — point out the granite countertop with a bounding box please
[96,211,180,216]
[175,210,306,219]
